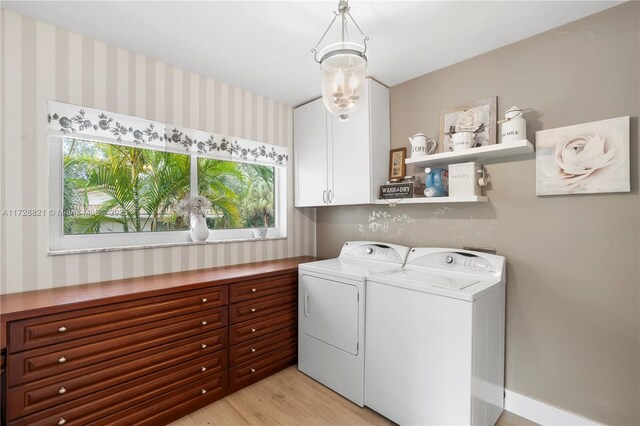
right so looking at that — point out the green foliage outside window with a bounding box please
[63,138,275,235]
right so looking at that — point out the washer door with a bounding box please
[300,274,359,355]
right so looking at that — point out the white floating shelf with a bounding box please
[374,195,488,205]
[405,139,534,167]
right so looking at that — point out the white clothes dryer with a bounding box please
[365,248,506,426]
[298,241,410,406]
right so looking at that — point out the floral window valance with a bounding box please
[47,100,288,167]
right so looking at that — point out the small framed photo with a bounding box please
[389,148,406,180]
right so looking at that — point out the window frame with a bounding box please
[48,135,287,252]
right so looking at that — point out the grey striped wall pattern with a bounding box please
[0,9,316,295]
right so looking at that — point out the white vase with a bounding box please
[190,214,210,242]
[253,228,268,239]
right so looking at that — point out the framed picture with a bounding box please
[439,97,497,152]
[389,148,406,180]
[536,116,630,196]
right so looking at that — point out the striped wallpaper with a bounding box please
[0,9,316,295]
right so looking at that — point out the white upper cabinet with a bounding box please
[294,99,329,207]
[294,78,390,208]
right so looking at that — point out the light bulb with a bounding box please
[349,73,359,91]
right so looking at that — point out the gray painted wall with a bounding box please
[0,9,316,295]
[316,3,639,424]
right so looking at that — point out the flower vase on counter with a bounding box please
[190,214,210,242]
[177,194,211,243]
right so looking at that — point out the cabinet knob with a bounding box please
[201,320,208,326]
[58,326,67,333]
[202,298,208,303]
[251,288,257,293]
[250,308,256,313]
[201,366,207,372]
[251,348,256,353]
[58,356,67,364]
[201,389,207,395]
[58,419,66,426]
[58,387,67,395]
[201,343,207,349]
[250,328,256,333]
[250,368,256,373]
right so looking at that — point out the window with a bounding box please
[50,137,285,251]
[62,139,191,235]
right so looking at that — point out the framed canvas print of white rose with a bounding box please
[536,116,630,196]
[439,97,497,152]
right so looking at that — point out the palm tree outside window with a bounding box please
[63,138,275,236]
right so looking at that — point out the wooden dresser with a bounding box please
[0,256,315,426]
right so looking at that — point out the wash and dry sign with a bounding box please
[379,183,413,199]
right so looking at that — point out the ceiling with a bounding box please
[2,1,621,106]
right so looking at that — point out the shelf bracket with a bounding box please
[378,198,404,207]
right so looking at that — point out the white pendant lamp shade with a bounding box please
[320,42,367,121]
[312,1,369,122]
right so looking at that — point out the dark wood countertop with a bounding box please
[0,256,317,350]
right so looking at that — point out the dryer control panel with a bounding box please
[340,241,410,265]
[406,248,504,279]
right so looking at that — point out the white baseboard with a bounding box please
[504,389,604,426]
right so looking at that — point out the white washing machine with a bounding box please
[298,241,410,406]
[365,248,506,426]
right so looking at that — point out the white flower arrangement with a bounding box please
[177,194,211,219]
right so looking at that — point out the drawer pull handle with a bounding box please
[251,348,256,353]
[58,326,67,333]
[201,366,207,372]
[250,368,256,373]
[58,419,66,426]
[201,321,208,326]
[251,328,256,333]
[202,298,208,303]
[251,288,257,293]
[58,356,67,364]
[201,344,207,349]
[58,387,67,395]
[201,389,207,395]
[250,308,256,313]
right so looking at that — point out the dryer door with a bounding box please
[300,274,360,355]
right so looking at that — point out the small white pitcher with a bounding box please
[408,133,437,157]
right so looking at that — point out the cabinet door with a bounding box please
[294,99,329,207]
[329,81,372,206]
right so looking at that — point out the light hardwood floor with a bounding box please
[170,366,537,426]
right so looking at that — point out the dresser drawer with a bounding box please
[8,286,228,353]
[229,273,297,303]
[9,356,227,426]
[7,325,228,420]
[230,290,297,324]
[229,343,296,390]
[8,307,227,387]
[229,308,296,346]
[91,371,228,426]
[229,326,296,366]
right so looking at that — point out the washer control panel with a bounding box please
[340,241,409,265]
[407,249,501,278]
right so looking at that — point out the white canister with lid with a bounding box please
[499,106,527,144]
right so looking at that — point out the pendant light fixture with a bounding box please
[312,0,369,121]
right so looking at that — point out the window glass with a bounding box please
[197,158,275,229]
[63,138,190,234]
[62,138,276,236]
